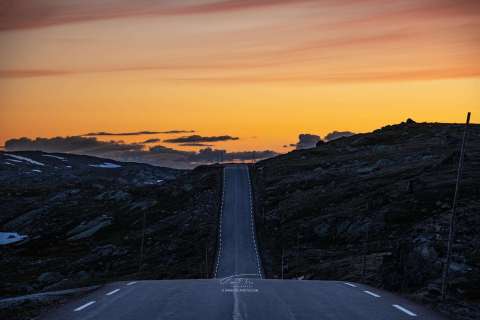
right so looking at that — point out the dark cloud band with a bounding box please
[4,136,274,169]
[324,131,355,142]
[164,135,239,143]
[83,130,194,136]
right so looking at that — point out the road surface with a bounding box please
[214,165,262,279]
[41,164,445,319]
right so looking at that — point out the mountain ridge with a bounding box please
[252,120,480,320]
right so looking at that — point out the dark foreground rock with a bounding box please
[0,286,99,320]
[0,151,222,319]
[252,120,480,320]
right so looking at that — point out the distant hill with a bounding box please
[252,120,480,320]
[0,150,179,185]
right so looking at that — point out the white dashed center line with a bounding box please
[106,289,120,296]
[126,281,137,286]
[393,304,417,316]
[215,167,262,279]
[343,283,419,316]
[246,167,263,278]
[363,290,381,298]
[74,301,96,312]
[214,169,227,278]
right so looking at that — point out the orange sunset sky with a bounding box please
[0,0,479,152]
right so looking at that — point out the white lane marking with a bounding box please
[246,167,263,278]
[214,167,227,278]
[393,304,417,316]
[106,289,120,296]
[74,301,96,312]
[220,274,259,283]
[126,281,137,286]
[232,288,243,320]
[344,282,357,287]
[363,290,381,298]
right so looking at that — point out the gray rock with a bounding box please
[182,184,193,192]
[449,262,470,274]
[422,155,434,161]
[49,191,68,202]
[37,272,62,285]
[373,145,393,153]
[345,222,369,239]
[129,200,157,211]
[67,215,112,241]
[95,190,130,201]
[416,242,438,262]
[375,159,394,168]
[42,279,75,292]
[4,207,49,229]
[93,244,116,257]
[0,285,100,311]
[313,224,330,238]
[356,166,375,174]
[75,271,91,281]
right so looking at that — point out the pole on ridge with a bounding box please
[441,112,471,300]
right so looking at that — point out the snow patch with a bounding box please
[5,154,45,166]
[66,165,72,168]
[32,169,42,173]
[42,154,66,160]
[0,232,28,245]
[89,162,122,169]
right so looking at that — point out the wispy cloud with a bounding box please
[0,0,478,84]
[83,130,194,136]
[0,0,315,31]
[142,138,161,144]
[0,69,75,78]
[179,143,214,147]
[164,135,239,143]
[1,1,479,31]
[1,66,479,83]
[5,136,143,154]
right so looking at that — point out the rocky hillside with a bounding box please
[0,151,222,318]
[252,120,480,320]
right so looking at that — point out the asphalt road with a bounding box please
[41,164,445,320]
[214,165,262,279]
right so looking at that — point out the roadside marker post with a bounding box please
[441,112,471,300]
